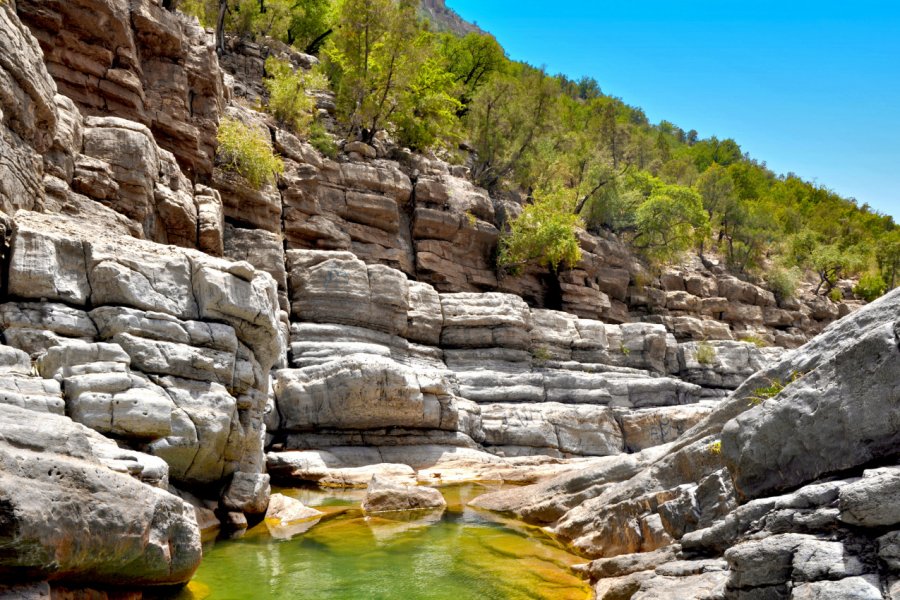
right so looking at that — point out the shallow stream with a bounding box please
[177,483,591,600]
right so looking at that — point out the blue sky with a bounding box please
[446,0,900,221]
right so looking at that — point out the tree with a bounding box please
[263,56,328,134]
[600,102,623,168]
[633,183,709,265]
[438,32,506,115]
[497,190,583,274]
[808,244,865,295]
[655,131,671,163]
[695,164,736,233]
[287,0,332,52]
[216,0,228,54]
[393,48,461,150]
[876,229,900,289]
[466,65,559,191]
[325,0,422,143]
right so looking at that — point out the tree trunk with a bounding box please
[216,0,228,56]
[304,29,333,55]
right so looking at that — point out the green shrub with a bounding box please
[497,190,583,275]
[739,335,769,348]
[264,57,328,135]
[707,440,722,455]
[828,287,844,303]
[695,342,716,365]
[765,266,800,302]
[532,346,552,363]
[308,120,338,158]
[854,273,887,302]
[748,371,804,406]
[216,117,283,189]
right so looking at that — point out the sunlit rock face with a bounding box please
[474,288,900,599]
[0,0,870,595]
[0,404,202,586]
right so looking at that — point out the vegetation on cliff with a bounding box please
[182,0,897,297]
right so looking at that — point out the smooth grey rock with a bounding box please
[264,493,323,538]
[629,570,728,600]
[878,531,900,572]
[0,302,97,341]
[0,404,201,585]
[91,306,239,352]
[839,467,900,527]
[267,450,417,487]
[147,377,241,484]
[791,539,866,582]
[406,281,442,346]
[790,576,884,600]
[111,332,236,388]
[617,403,716,452]
[722,288,900,499]
[64,371,173,439]
[273,354,457,432]
[8,215,90,305]
[677,341,784,389]
[35,342,130,380]
[0,374,64,415]
[440,292,532,350]
[287,250,409,336]
[191,255,281,372]
[81,118,159,225]
[221,472,271,515]
[88,237,198,319]
[362,475,446,514]
[725,533,809,589]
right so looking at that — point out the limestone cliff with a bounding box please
[0,0,886,597]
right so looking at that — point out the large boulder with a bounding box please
[721,287,900,499]
[272,354,456,432]
[0,404,201,586]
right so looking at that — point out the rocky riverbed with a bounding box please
[0,0,896,598]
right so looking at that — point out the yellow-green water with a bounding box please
[178,483,590,600]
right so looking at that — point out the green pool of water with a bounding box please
[177,483,591,600]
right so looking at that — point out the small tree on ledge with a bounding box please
[497,190,583,277]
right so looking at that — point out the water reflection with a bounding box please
[178,483,590,600]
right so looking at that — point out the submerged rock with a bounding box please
[264,493,324,539]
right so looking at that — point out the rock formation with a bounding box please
[473,288,900,598]
[0,0,884,597]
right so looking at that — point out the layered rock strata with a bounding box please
[473,288,900,599]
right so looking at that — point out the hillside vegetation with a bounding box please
[181,0,899,300]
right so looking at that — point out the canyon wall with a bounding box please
[0,1,887,597]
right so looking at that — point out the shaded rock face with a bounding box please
[473,288,900,599]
